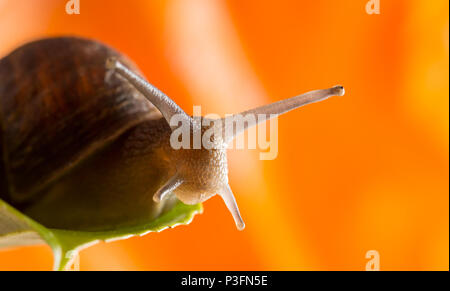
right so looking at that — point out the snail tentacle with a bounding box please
[222,85,345,143]
[153,174,184,203]
[219,184,245,231]
[106,58,192,130]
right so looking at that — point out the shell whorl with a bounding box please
[0,37,161,203]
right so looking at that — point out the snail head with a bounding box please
[106,57,344,231]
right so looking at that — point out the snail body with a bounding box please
[0,37,344,231]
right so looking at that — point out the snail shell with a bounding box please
[0,37,172,230]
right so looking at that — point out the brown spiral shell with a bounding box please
[0,37,161,204]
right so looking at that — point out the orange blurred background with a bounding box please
[0,0,448,270]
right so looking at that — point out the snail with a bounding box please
[0,37,344,232]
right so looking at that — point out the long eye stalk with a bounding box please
[106,58,192,130]
[223,85,344,143]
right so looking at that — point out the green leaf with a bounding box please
[0,198,202,270]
